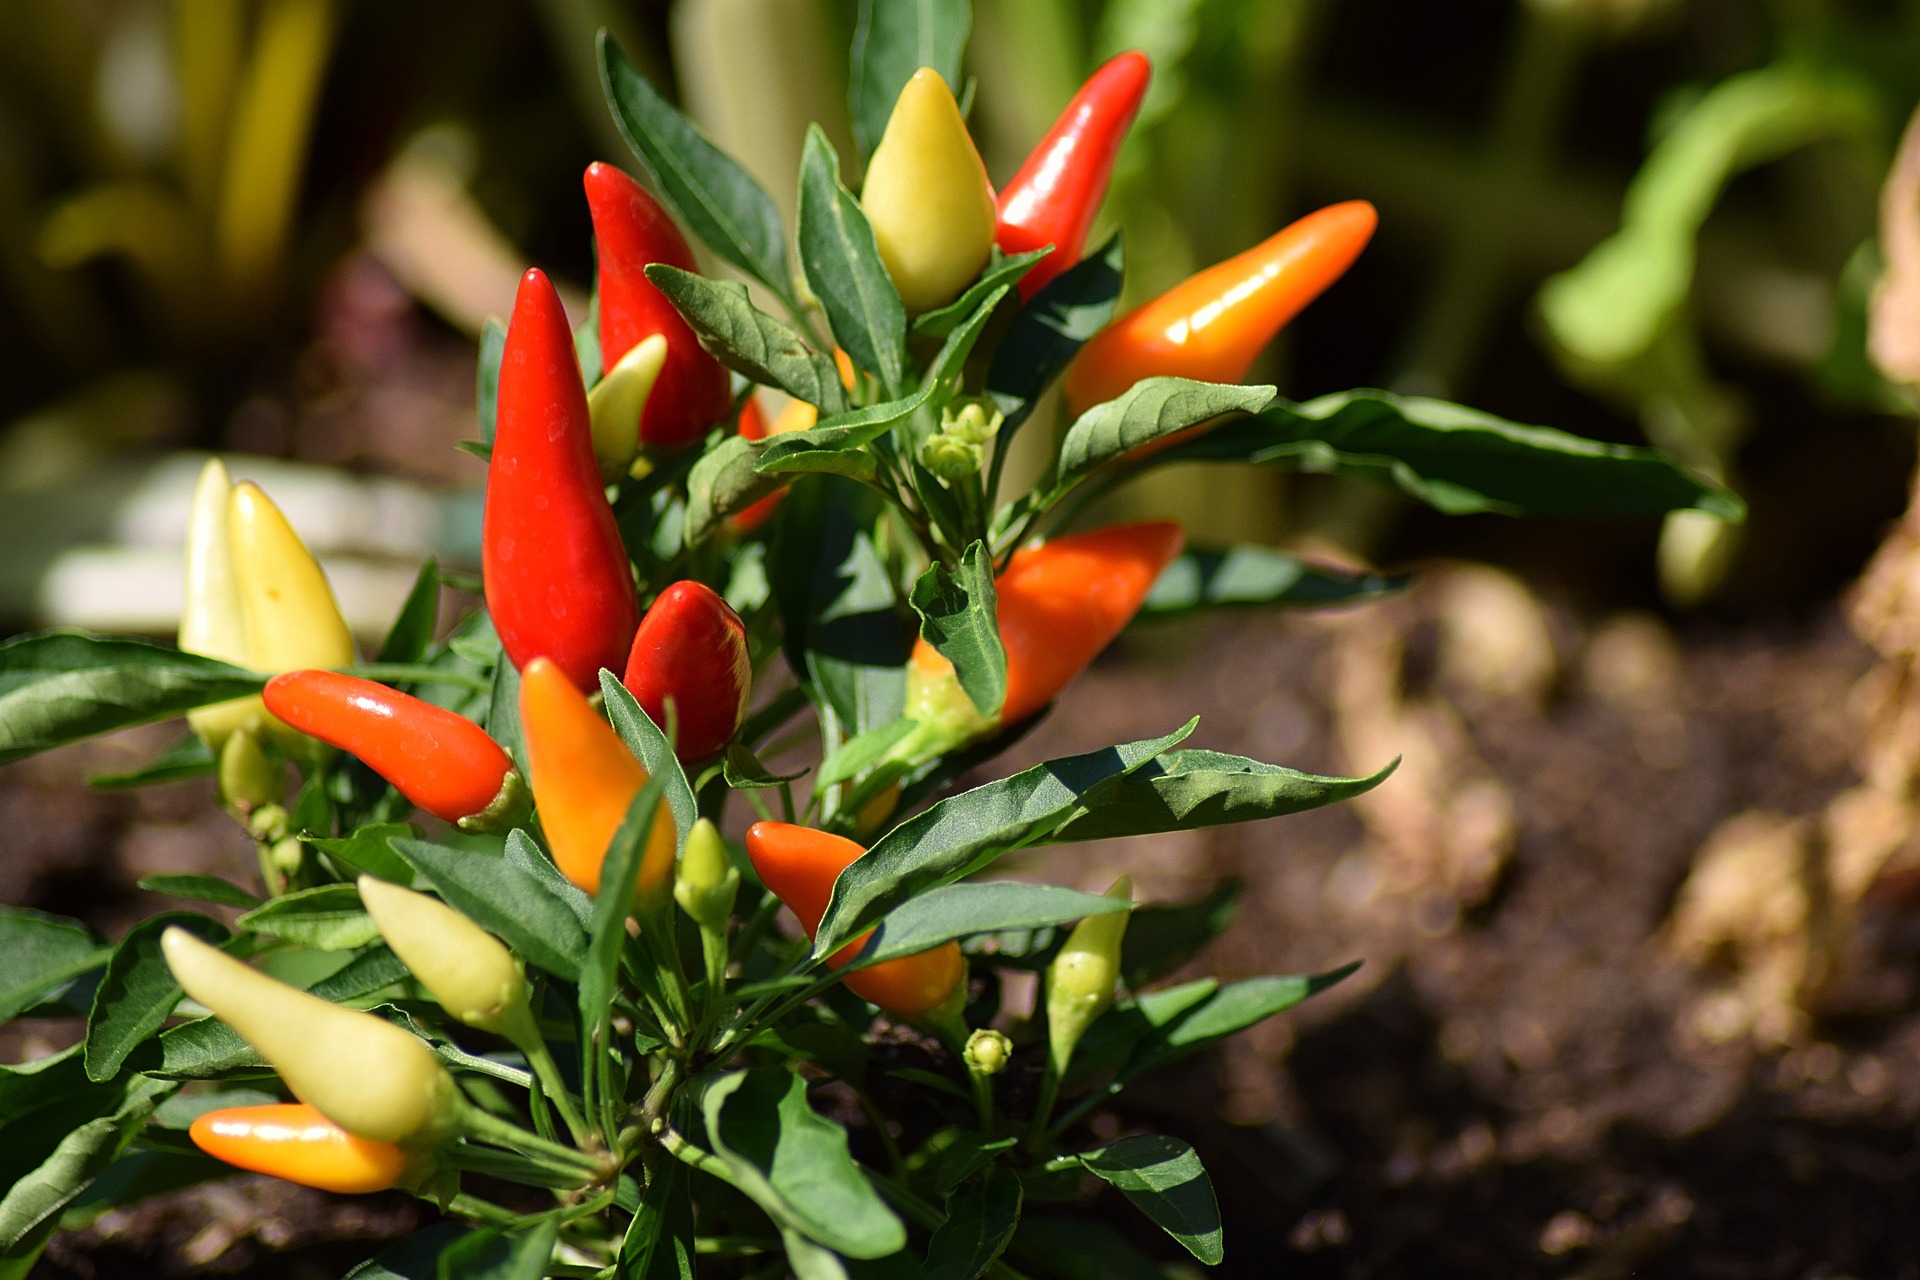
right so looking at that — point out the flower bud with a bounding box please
[674,818,739,934]
[918,432,985,481]
[358,877,533,1040]
[1045,877,1132,1073]
[964,1028,1012,1076]
[943,400,1003,446]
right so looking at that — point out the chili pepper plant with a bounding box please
[0,11,1743,1278]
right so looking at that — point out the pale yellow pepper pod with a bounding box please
[180,459,265,750]
[587,333,667,482]
[228,480,356,673]
[860,68,997,313]
[357,877,535,1041]
[161,928,460,1144]
[1045,876,1133,1073]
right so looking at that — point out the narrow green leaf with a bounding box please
[486,646,524,769]
[434,1219,558,1280]
[926,1167,1021,1280]
[1075,1135,1222,1265]
[308,946,411,1004]
[0,909,107,1023]
[389,837,589,980]
[600,35,795,306]
[235,885,378,951]
[307,823,419,884]
[908,541,1004,719]
[815,719,917,794]
[1055,377,1275,486]
[912,249,1048,339]
[849,883,1126,971]
[723,742,807,789]
[619,1157,695,1279]
[985,231,1123,443]
[579,782,663,1059]
[0,633,262,765]
[850,0,971,160]
[685,434,786,547]
[378,560,442,667]
[599,672,698,842]
[1141,545,1408,617]
[756,387,934,477]
[135,875,260,909]
[504,830,594,931]
[152,1018,265,1079]
[922,284,1010,392]
[88,735,215,791]
[152,1087,280,1129]
[343,1225,471,1279]
[814,722,1196,959]
[84,914,228,1082]
[1045,751,1398,844]
[647,267,846,414]
[798,125,905,394]
[476,317,507,447]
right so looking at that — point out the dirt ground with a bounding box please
[10,562,1920,1278]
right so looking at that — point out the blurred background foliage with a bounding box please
[3,0,1920,633]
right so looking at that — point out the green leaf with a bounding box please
[985,231,1123,444]
[908,541,1005,719]
[389,837,589,981]
[135,875,260,909]
[600,35,795,308]
[701,1067,906,1258]
[619,1157,696,1279]
[153,1087,280,1129]
[1009,1215,1165,1280]
[756,387,935,478]
[685,434,786,547]
[0,632,262,765]
[1046,751,1397,844]
[1074,1135,1222,1265]
[921,1131,1018,1197]
[1119,881,1241,990]
[922,284,1010,392]
[1141,545,1408,617]
[344,1225,472,1279]
[308,945,411,1004]
[912,249,1048,340]
[0,908,107,1023]
[600,672,699,843]
[849,0,971,160]
[813,722,1196,959]
[504,830,594,932]
[88,734,215,790]
[379,560,442,667]
[476,317,507,448]
[1162,390,1743,519]
[579,782,663,1064]
[486,645,524,770]
[724,742,807,789]
[0,1074,170,1249]
[435,1219,557,1280]
[307,823,419,884]
[798,125,905,394]
[1055,377,1275,486]
[925,1167,1021,1280]
[647,267,846,414]
[152,1017,265,1078]
[815,719,918,795]
[235,885,378,951]
[848,883,1128,971]
[83,914,227,1082]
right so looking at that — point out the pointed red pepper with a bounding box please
[584,162,732,452]
[483,267,640,690]
[263,670,525,829]
[622,581,751,763]
[995,51,1152,300]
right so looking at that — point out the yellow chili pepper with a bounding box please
[357,877,534,1039]
[860,68,997,313]
[179,458,264,751]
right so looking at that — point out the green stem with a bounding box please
[514,1027,592,1147]
[342,663,493,691]
[1025,1062,1062,1150]
[457,1101,606,1180]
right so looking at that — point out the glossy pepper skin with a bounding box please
[483,268,640,690]
[1064,201,1378,414]
[744,821,963,1018]
[263,671,523,828]
[358,877,533,1038]
[162,929,459,1144]
[584,162,732,451]
[861,68,997,313]
[190,1103,409,1194]
[996,51,1151,300]
[905,522,1185,751]
[228,481,357,674]
[518,656,677,902]
[622,581,751,763]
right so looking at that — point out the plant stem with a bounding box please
[1025,1061,1062,1149]
[515,1027,592,1147]
[457,1101,606,1180]
[341,663,493,691]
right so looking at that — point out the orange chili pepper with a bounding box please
[1063,201,1377,414]
[190,1103,410,1194]
[518,656,677,903]
[744,821,963,1018]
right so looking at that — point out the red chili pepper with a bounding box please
[744,821,963,1018]
[621,581,751,763]
[191,1103,410,1194]
[483,267,640,690]
[263,670,523,828]
[996,51,1152,300]
[1063,201,1377,414]
[584,162,732,451]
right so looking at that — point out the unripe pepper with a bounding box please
[902,522,1185,756]
[622,581,751,763]
[861,68,997,313]
[584,161,732,452]
[587,334,667,481]
[996,51,1152,300]
[483,268,640,691]
[263,671,527,829]
[180,458,263,751]
[190,1103,410,1194]
[358,877,534,1039]
[675,817,739,935]
[162,928,459,1144]
[744,821,963,1018]
[228,481,356,674]
[1063,201,1378,414]
[518,656,677,902]
[1045,876,1132,1072]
